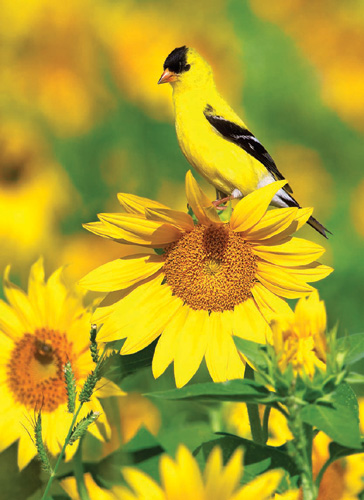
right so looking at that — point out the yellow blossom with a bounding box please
[81,171,332,387]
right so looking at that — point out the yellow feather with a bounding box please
[169,48,268,196]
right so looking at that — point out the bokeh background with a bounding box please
[1,0,364,497]
[2,0,364,332]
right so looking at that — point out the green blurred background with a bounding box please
[1,0,364,334]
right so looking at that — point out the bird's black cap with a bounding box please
[163,46,190,74]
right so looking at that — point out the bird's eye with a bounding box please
[184,64,191,72]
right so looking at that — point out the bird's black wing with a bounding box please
[204,109,293,193]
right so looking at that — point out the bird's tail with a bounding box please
[273,187,331,239]
[307,215,331,239]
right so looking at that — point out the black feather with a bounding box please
[164,46,191,74]
[204,110,293,193]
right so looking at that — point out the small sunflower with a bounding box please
[81,171,332,387]
[271,290,327,378]
[61,444,299,500]
[0,258,122,470]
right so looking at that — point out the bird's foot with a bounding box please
[212,196,232,209]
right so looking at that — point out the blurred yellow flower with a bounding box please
[81,171,332,387]
[101,393,161,458]
[96,0,243,121]
[225,398,364,499]
[249,0,364,132]
[0,258,122,470]
[271,291,327,378]
[0,120,75,268]
[61,445,298,499]
[1,0,110,135]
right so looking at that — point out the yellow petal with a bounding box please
[122,467,165,500]
[174,309,209,388]
[205,313,233,382]
[145,207,194,231]
[120,292,182,354]
[256,261,314,299]
[95,274,165,341]
[259,207,314,245]
[286,262,333,283]
[252,283,294,323]
[79,253,163,292]
[3,266,37,331]
[152,307,189,379]
[253,237,325,266]
[95,378,126,398]
[0,299,25,339]
[245,207,298,240]
[117,192,169,214]
[98,213,182,247]
[230,180,287,232]
[233,298,270,343]
[233,469,284,500]
[83,220,126,240]
[185,170,220,225]
[27,257,46,326]
[18,434,37,471]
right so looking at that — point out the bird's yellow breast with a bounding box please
[172,85,268,196]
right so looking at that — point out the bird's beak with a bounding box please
[158,69,177,84]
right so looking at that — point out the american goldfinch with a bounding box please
[158,46,330,238]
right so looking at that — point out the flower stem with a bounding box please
[73,437,91,500]
[41,404,83,500]
[244,363,264,444]
[286,398,317,500]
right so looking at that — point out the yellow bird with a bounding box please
[158,46,330,238]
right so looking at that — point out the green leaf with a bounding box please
[329,440,364,461]
[158,422,216,456]
[233,337,269,371]
[345,372,364,384]
[301,383,361,448]
[100,339,157,382]
[337,333,364,365]
[196,434,299,488]
[147,379,280,404]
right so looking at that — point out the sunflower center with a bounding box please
[7,328,77,412]
[162,224,257,312]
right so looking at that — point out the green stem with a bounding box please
[41,404,83,500]
[41,343,108,499]
[73,437,91,500]
[244,364,264,444]
[286,399,317,500]
[262,406,271,445]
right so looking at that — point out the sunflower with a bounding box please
[0,258,123,470]
[81,171,332,388]
[225,399,364,499]
[271,291,327,378]
[61,444,299,500]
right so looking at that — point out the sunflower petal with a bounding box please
[253,237,325,266]
[79,253,163,292]
[174,309,209,387]
[120,292,182,355]
[287,262,333,283]
[98,213,182,247]
[205,312,237,383]
[152,307,189,379]
[233,298,270,344]
[256,261,314,298]
[230,180,287,232]
[145,207,194,231]
[185,170,220,224]
[245,207,298,240]
[117,192,169,214]
[252,283,294,323]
